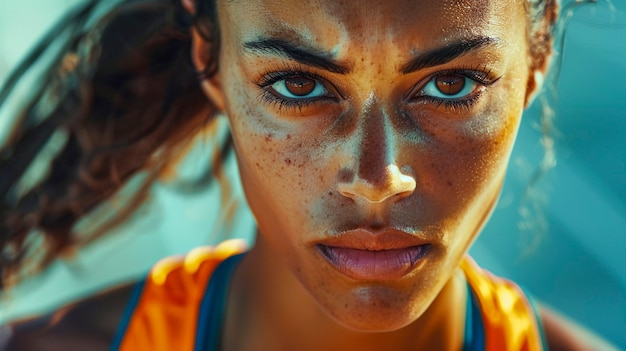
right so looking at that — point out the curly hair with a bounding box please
[0,0,560,289]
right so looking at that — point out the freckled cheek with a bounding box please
[229,114,327,228]
[419,108,521,205]
[458,115,519,189]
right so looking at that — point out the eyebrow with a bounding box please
[243,36,501,75]
[400,37,502,74]
[243,38,350,74]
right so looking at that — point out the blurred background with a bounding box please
[0,0,625,348]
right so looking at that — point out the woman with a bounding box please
[0,0,613,350]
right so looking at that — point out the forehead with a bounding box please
[219,0,527,54]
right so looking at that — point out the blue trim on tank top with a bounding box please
[195,253,246,351]
[109,278,147,351]
[463,282,486,351]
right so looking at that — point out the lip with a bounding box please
[315,229,432,281]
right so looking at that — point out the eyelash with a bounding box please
[255,64,500,112]
[408,65,500,111]
[256,64,336,112]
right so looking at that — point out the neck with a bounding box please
[223,235,467,351]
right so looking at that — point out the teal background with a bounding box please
[0,0,624,348]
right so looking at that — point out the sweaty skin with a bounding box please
[3,1,617,350]
[191,0,539,350]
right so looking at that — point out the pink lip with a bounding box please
[315,229,431,280]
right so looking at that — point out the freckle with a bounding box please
[447,181,453,187]
[338,168,354,182]
[286,134,291,139]
[328,191,333,196]
[285,158,292,165]
[265,133,273,142]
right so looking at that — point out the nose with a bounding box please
[337,164,416,203]
[336,98,416,204]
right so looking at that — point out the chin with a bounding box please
[330,307,418,333]
[320,285,428,333]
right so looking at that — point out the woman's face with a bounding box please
[206,0,538,331]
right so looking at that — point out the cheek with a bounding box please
[414,93,524,210]
[225,95,327,237]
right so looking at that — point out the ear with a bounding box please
[524,44,553,108]
[524,1,558,107]
[524,31,553,107]
[190,28,226,111]
[182,0,226,111]
[524,66,547,108]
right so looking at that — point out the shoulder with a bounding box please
[462,257,619,351]
[111,240,247,351]
[1,283,135,351]
[461,257,545,350]
[1,239,247,351]
[142,240,247,299]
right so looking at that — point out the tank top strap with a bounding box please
[111,240,247,351]
[463,280,486,351]
[460,256,546,351]
[194,253,245,351]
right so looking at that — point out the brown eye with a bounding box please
[284,77,316,96]
[270,75,328,99]
[434,75,465,95]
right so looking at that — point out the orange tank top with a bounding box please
[111,240,546,351]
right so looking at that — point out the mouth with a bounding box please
[315,229,432,281]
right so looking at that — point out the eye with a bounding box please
[421,74,478,99]
[256,68,340,114]
[270,76,329,99]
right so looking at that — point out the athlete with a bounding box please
[0,0,615,350]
